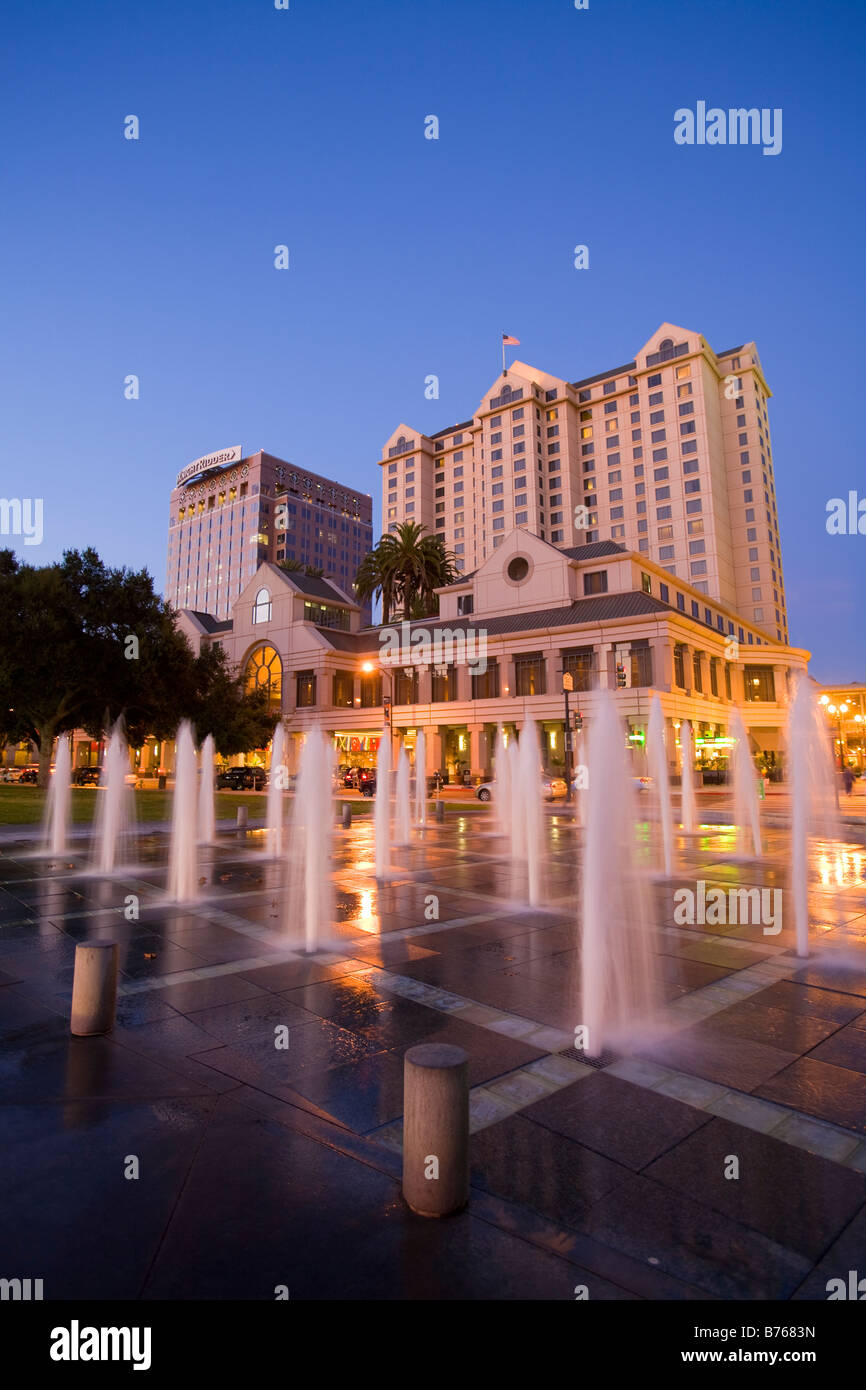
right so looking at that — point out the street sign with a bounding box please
[562,672,574,692]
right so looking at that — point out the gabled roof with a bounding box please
[441,537,627,587]
[257,561,356,606]
[185,610,233,634]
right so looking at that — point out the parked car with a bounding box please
[342,767,360,788]
[216,767,267,791]
[0,767,23,783]
[358,769,377,797]
[73,767,102,786]
[571,773,652,794]
[477,774,568,802]
[19,767,39,784]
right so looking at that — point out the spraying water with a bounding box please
[266,723,286,858]
[198,733,216,844]
[581,691,661,1057]
[508,737,524,860]
[787,678,841,957]
[414,730,427,827]
[374,731,392,879]
[493,726,511,836]
[91,726,135,873]
[517,720,543,906]
[680,720,697,834]
[285,728,334,952]
[647,697,673,876]
[45,734,72,856]
[168,721,199,901]
[730,708,762,859]
[395,744,412,846]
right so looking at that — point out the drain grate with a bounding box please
[576,1049,621,1070]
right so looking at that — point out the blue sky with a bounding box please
[1,0,864,679]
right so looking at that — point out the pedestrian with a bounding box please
[843,767,854,794]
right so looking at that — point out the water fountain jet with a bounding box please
[168,721,199,901]
[45,735,72,856]
[198,733,216,845]
[580,691,661,1057]
[647,697,673,876]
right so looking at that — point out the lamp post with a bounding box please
[826,701,850,771]
[362,659,394,765]
[561,669,574,801]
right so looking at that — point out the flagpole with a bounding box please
[502,334,506,377]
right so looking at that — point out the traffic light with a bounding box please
[383,696,391,727]
[573,712,583,733]
[616,662,627,688]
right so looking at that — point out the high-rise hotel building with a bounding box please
[167,447,373,621]
[379,323,788,643]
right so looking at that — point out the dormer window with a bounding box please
[253,587,272,623]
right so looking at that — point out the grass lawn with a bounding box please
[0,787,373,828]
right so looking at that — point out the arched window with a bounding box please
[245,646,282,708]
[253,587,272,623]
[658,338,674,360]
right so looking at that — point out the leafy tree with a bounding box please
[0,548,277,784]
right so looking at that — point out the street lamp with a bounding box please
[827,701,850,771]
[560,669,574,801]
[362,659,394,764]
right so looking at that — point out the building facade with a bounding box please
[177,528,807,784]
[379,323,788,645]
[167,447,373,621]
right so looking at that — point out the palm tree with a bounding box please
[355,523,457,622]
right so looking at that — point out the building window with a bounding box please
[674,645,686,689]
[641,572,652,594]
[744,666,776,702]
[514,653,547,696]
[295,670,317,708]
[630,643,653,688]
[431,664,457,702]
[394,668,419,704]
[359,674,382,707]
[471,662,500,700]
[709,659,719,697]
[583,570,608,595]
[252,587,272,623]
[244,645,282,709]
[562,646,594,692]
[332,671,354,707]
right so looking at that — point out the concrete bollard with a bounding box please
[402,1043,469,1217]
[342,803,352,828]
[435,798,445,822]
[70,941,119,1036]
[236,805,248,828]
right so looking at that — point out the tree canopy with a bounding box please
[353,522,457,622]
[0,548,277,781]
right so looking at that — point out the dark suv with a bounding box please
[73,767,101,786]
[216,767,267,791]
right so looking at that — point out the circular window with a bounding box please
[507,556,530,583]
